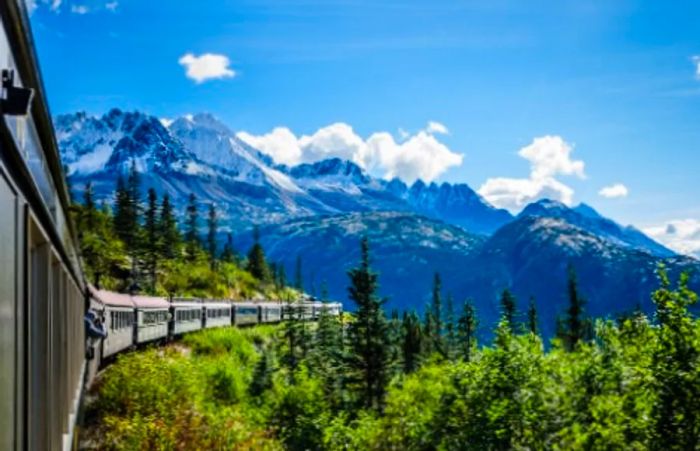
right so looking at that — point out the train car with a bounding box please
[0,2,88,449]
[233,302,261,326]
[132,295,170,344]
[203,301,232,329]
[259,302,283,323]
[170,300,204,335]
[95,289,135,358]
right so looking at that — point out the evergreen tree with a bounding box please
[144,188,159,291]
[346,237,391,410]
[278,264,288,290]
[431,272,444,354]
[249,346,275,398]
[558,265,590,350]
[207,203,218,269]
[220,232,235,263]
[457,300,478,362]
[294,255,304,291]
[445,293,456,360]
[185,193,199,260]
[83,181,96,230]
[246,226,270,282]
[527,296,539,335]
[282,296,303,372]
[158,193,179,259]
[113,174,137,251]
[500,288,517,334]
[401,310,423,373]
[422,308,435,356]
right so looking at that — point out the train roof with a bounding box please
[131,294,169,309]
[91,288,134,308]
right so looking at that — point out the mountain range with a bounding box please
[56,109,699,336]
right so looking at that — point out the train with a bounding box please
[88,286,343,362]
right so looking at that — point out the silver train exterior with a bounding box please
[89,290,342,361]
[0,1,87,449]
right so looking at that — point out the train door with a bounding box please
[0,169,19,450]
[27,218,51,450]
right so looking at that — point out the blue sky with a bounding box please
[28,0,700,254]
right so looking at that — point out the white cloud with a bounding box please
[178,53,236,84]
[693,56,700,79]
[71,4,88,14]
[599,183,628,199]
[426,121,449,135]
[478,135,585,212]
[105,1,118,11]
[644,219,700,258]
[237,121,463,183]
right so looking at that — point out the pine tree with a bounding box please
[445,293,456,360]
[527,296,539,335]
[558,265,590,350]
[278,264,288,290]
[113,174,136,251]
[249,346,275,398]
[282,296,303,372]
[422,308,435,356]
[207,203,218,269]
[220,232,235,263]
[185,193,199,260]
[83,181,96,230]
[294,255,304,291]
[144,188,159,291]
[246,226,270,282]
[431,272,444,354]
[401,310,423,373]
[457,300,478,362]
[500,288,517,334]
[346,237,390,410]
[158,193,179,260]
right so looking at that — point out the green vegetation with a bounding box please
[71,166,295,300]
[84,238,700,450]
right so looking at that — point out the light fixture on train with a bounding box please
[1,69,34,116]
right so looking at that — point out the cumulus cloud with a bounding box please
[478,135,585,212]
[426,121,449,135]
[237,121,463,183]
[599,183,629,199]
[71,4,88,14]
[105,1,118,12]
[178,53,236,84]
[644,219,700,258]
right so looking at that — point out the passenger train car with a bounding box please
[0,1,87,449]
[89,289,342,364]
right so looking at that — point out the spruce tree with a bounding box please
[221,232,235,263]
[278,264,288,290]
[158,193,179,259]
[527,296,539,335]
[144,188,159,291]
[207,203,218,269]
[431,272,444,353]
[560,264,589,350]
[83,181,96,230]
[401,310,423,373]
[113,175,135,250]
[185,193,199,260]
[445,293,456,360]
[457,300,478,362]
[346,237,390,410]
[500,288,517,334]
[246,226,270,282]
[294,255,304,291]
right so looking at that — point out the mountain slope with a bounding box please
[56,109,513,235]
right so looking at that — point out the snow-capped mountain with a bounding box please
[56,108,512,233]
[518,199,674,257]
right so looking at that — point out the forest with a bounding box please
[71,162,300,300]
[83,235,700,450]
[73,165,700,450]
